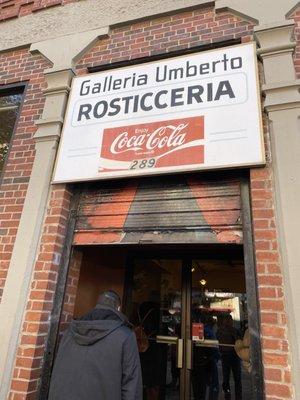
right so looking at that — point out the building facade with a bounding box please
[0,1,300,399]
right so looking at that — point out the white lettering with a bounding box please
[110,123,188,154]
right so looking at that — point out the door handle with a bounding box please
[194,339,219,347]
[156,336,184,369]
[156,335,178,344]
[177,338,183,369]
[186,339,192,370]
[193,339,235,348]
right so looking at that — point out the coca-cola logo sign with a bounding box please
[99,116,204,172]
[110,123,188,154]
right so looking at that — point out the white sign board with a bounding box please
[53,43,265,183]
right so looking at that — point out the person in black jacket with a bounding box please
[217,314,242,400]
[48,290,143,400]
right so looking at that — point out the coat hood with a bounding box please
[70,306,128,346]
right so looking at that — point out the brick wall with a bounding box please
[0,48,49,301]
[59,249,82,335]
[250,118,293,399]
[76,6,254,72]
[0,0,73,22]
[1,4,296,400]
[10,184,72,399]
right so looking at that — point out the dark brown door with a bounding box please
[124,255,254,400]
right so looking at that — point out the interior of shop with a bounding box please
[70,245,252,399]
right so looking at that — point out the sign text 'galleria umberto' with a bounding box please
[53,43,265,183]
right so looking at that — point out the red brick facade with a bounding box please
[10,185,72,399]
[0,0,74,22]
[250,157,292,397]
[0,4,299,400]
[0,49,49,300]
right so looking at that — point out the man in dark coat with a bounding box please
[49,290,143,400]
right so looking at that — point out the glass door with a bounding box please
[124,255,255,400]
[190,259,253,400]
[125,258,184,400]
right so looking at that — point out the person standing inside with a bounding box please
[192,312,220,400]
[217,314,242,400]
[49,290,143,400]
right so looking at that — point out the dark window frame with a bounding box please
[0,82,27,186]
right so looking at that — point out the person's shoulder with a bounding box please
[117,323,135,339]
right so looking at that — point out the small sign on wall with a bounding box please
[99,116,204,173]
[53,43,265,183]
[192,323,204,341]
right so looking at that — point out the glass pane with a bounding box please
[130,259,182,400]
[0,93,22,107]
[0,93,22,170]
[191,259,252,400]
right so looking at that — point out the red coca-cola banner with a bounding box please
[99,116,204,173]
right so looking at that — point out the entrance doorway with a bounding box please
[72,246,254,400]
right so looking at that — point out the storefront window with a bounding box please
[0,91,23,172]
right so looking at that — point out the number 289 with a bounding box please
[130,158,156,170]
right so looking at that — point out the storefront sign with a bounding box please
[53,43,264,183]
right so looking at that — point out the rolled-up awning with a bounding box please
[73,173,243,245]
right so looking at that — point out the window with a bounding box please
[0,89,23,172]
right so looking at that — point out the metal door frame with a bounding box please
[123,234,264,400]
